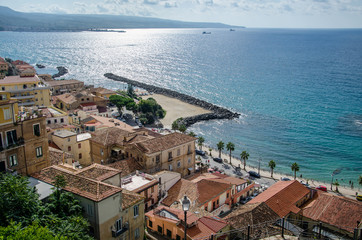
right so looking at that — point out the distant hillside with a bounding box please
[0,6,241,31]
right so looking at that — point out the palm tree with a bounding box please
[217,141,224,158]
[240,151,249,170]
[198,136,205,150]
[179,124,187,133]
[209,148,212,157]
[333,180,340,192]
[291,162,300,179]
[268,160,276,178]
[226,142,235,164]
[188,131,196,137]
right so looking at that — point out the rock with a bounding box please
[104,73,240,127]
[52,66,68,78]
[36,64,45,68]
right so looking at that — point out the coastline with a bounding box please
[141,94,212,128]
[204,146,360,200]
[104,73,240,126]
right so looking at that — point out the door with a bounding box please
[0,161,5,172]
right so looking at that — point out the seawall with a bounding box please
[104,73,240,127]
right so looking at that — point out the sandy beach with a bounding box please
[142,94,211,128]
[203,145,360,200]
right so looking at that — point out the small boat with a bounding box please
[230,29,235,31]
[202,31,211,34]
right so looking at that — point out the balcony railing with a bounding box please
[0,138,25,152]
[111,223,128,237]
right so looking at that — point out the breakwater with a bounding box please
[104,73,240,126]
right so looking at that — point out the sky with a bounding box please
[1,0,362,28]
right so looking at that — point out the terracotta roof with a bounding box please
[49,147,73,166]
[12,60,29,65]
[146,205,199,225]
[134,132,196,154]
[92,87,116,95]
[1,75,40,84]
[300,191,362,233]
[75,164,121,182]
[162,178,231,207]
[32,165,122,202]
[133,127,163,138]
[122,189,144,210]
[198,216,228,232]
[225,202,280,229]
[106,158,143,176]
[90,127,133,146]
[55,93,77,105]
[249,180,310,217]
[46,79,83,87]
[90,115,134,132]
[0,57,5,63]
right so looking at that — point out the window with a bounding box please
[177,161,181,168]
[151,186,154,193]
[9,155,17,167]
[157,226,162,233]
[68,146,71,151]
[176,235,181,240]
[188,158,191,164]
[79,153,82,159]
[155,155,160,163]
[166,229,171,238]
[36,146,43,158]
[133,205,139,217]
[204,206,207,211]
[60,118,64,123]
[78,143,81,149]
[100,149,104,156]
[188,144,191,153]
[168,152,172,160]
[33,123,40,136]
[23,84,27,89]
[47,120,51,124]
[177,148,180,156]
[81,98,84,101]
[217,199,219,205]
[87,98,89,101]
[116,218,122,231]
[227,193,229,198]
[54,119,57,123]
[148,220,153,228]
[135,228,140,239]
[3,108,11,120]
[67,137,70,142]
[169,164,173,171]
[87,204,93,216]
[1,87,4,91]
[6,130,17,146]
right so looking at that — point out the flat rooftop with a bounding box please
[53,129,77,138]
[121,173,155,192]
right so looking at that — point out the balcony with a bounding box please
[187,150,193,155]
[111,223,128,237]
[18,101,35,106]
[168,157,173,162]
[0,138,25,152]
[12,95,35,100]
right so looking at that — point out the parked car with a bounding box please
[248,171,260,178]
[195,150,206,156]
[281,177,291,181]
[213,157,223,163]
[316,185,327,192]
[357,194,362,201]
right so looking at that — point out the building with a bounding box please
[153,170,182,200]
[53,90,107,112]
[91,87,116,100]
[121,170,159,211]
[79,102,98,114]
[81,115,134,132]
[12,60,36,77]
[90,128,196,177]
[40,106,69,128]
[248,180,311,218]
[46,79,84,95]
[225,202,281,239]
[146,205,230,240]
[107,158,143,176]
[52,130,92,167]
[32,164,145,240]
[0,94,49,175]
[295,191,362,239]
[0,75,51,107]
[0,57,8,79]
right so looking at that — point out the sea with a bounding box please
[0,28,361,186]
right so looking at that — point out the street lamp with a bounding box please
[182,195,190,240]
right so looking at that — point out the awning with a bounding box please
[188,168,193,171]
[112,146,121,152]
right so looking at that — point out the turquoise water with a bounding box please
[0,28,361,185]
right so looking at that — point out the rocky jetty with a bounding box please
[104,73,240,127]
[52,66,68,78]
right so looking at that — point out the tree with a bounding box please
[226,142,235,164]
[268,160,276,178]
[171,120,179,130]
[217,141,224,158]
[291,162,300,179]
[198,136,205,150]
[0,173,41,226]
[333,180,340,192]
[179,124,187,133]
[109,95,135,115]
[127,84,135,98]
[240,151,249,170]
[188,131,196,137]
[209,148,212,157]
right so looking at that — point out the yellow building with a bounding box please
[0,57,8,79]
[0,75,51,107]
[0,94,49,175]
[33,164,145,240]
[91,87,117,100]
[52,130,92,167]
